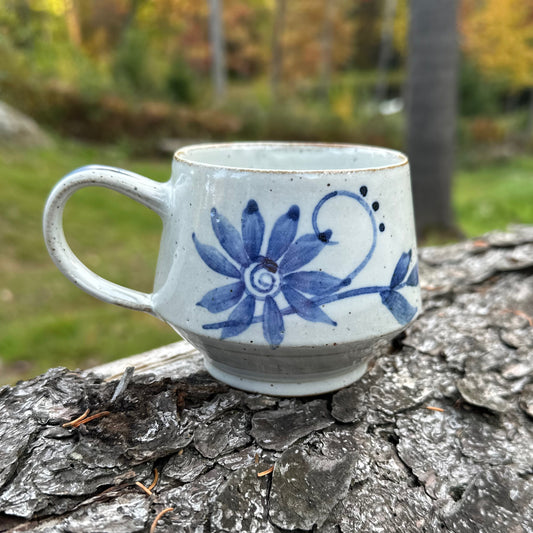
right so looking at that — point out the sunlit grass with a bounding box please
[455,156,533,237]
[0,139,177,383]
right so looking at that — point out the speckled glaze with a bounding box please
[43,142,421,395]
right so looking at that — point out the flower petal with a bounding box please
[281,284,337,325]
[192,233,241,279]
[390,250,412,288]
[266,205,299,261]
[197,281,245,313]
[283,271,347,295]
[279,231,331,274]
[406,263,419,287]
[221,295,256,339]
[380,289,417,324]
[263,296,284,348]
[241,200,265,262]
[211,208,250,267]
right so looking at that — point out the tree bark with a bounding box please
[406,0,459,238]
[1,227,533,532]
[208,0,227,103]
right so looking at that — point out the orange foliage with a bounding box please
[461,0,533,87]
[282,0,355,81]
[143,0,268,77]
[467,117,505,144]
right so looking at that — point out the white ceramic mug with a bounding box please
[43,142,421,395]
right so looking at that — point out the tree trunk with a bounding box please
[527,86,533,141]
[121,0,144,37]
[375,0,398,103]
[270,0,287,100]
[63,0,82,47]
[319,0,335,100]
[208,0,227,103]
[1,228,532,531]
[406,0,459,238]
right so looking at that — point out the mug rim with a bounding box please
[174,141,408,174]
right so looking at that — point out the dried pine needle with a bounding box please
[148,468,159,491]
[62,408,90,428]
[135,481,153,497]
[135,469,159,497]
[150,508,174,533]
[71,410,110,428]
[257,465,274,477]
[426,406,445,412]
[501,308,533,327]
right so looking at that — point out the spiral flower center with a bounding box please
[244,259,281,299]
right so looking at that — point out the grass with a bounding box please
[0,139,177,384]
[1,139,532,384]
[455,156,533,237]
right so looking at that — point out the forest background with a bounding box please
[1,0,533,382]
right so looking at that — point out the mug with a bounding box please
[43,142,421,395]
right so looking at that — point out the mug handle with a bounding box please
[43,165,169,314]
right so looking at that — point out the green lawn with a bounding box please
[1,140,532,384]
[455,156,533,237]
[0,140,177,384]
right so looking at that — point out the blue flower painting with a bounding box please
[192,189,418,348]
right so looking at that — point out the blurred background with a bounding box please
[1,0,532,383]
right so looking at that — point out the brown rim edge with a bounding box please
[173,141,408,174]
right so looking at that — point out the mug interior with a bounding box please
[175,142,407,172]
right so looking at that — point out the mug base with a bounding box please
[203,357,369,396]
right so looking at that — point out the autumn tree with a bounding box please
[281,0,355,84]
[462,0,533,88]
[462,0,533,135]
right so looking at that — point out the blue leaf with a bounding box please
[406,263,419,286]
[221,295,255,339]
[279,232,331,274]
[192,234,241,279]
[211,208,250,267]
[283,271,347,295]
[380,290,417,324]
[196,281,245,313]
[266,205,299,261]
[241,200,265,262]
[390,250,412,288]
[263,296,284,348]
[281,284,337,325]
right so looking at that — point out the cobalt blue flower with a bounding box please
[193,193,419,348]
[192,200,344,347]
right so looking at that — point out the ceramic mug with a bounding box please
[43,142,421,395]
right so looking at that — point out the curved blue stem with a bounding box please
[311,190,377,281]
[202,283,400,330]
[311,285,389,307]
